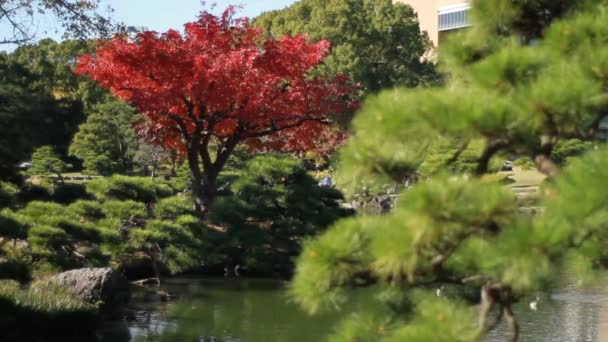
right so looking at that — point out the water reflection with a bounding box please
[487,282,607,342]
[98,276,608,342]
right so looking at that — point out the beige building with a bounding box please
[395,0,471,47]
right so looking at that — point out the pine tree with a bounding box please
[290,1,608,341]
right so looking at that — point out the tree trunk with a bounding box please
[186,142,219,216]
[170,150,178,177]
[55,172,65,185]
[150,162,157,179]
[190,172,218,216]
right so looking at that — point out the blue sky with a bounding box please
[0,0,298,52]
[104,0,298,32]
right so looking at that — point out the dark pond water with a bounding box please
[98,276,608,342]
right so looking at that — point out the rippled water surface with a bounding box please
[98,276,608,342]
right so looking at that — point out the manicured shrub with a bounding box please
[101,200,147,220]
[0,209,27,240]
[27,225,70,255]
[67,200,105,221]
[155,195,195,220]
[0,182,18,209]
[44,217,101,243]
[17,201,70,220]
[87,175,174,203]
[551,139,594,165]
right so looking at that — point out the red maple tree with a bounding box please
[76,7,357,215]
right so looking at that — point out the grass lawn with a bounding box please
[500,166,546,188]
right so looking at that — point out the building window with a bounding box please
[438,4,471,32]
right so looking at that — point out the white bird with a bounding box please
[529,297,539,311]
[436,287,442,297]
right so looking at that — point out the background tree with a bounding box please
[69,100,139,175]
[290,1,608,341]
[29,146,68,183]
[0,0,118,45]
[76,7,358,215]
[133,142,170,179]
[253,0,437,92]
[9,39,109,107]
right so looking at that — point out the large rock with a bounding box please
[46,267,130,305]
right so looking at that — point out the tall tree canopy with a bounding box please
[9,39,109,107]
[290,0,608,341]
[77,7,357,215]
[0,0,118,45]
[253,0,437,92]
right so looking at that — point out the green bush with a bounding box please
[0,209,27,240]
[551,139,594,165]
[44,217,101,243]
[155,195,195,220]
[68,200,105,221]
[17,201,69,220]
[17,201,101,243]
[0,182,18,209]
[87,175,174,203]
[28,225,70,254]
[102,200,147,220]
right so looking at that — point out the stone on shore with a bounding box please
[44,267,130,305]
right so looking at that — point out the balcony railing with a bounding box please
[438,4,471,31]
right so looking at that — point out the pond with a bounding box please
[98,276,608,342]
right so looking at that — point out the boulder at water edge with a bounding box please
[45,267,130,305]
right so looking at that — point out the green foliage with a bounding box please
[211,154,352,274]
[0,209,27,240]
[337,2,608,190]
[155,196,195,220]
[129,219,201,274]
[551,139,594,165]
[0,182,18,209]
[386,292,477,342]
[101,200,147,220]
[28,225,71,255]
[14,201,101,265]
[253,0,437,92]
[8,39,109,107]
[67,200,105,221]
[291,1,608,340]
[69,100,140,175]
[86,175,174,203]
